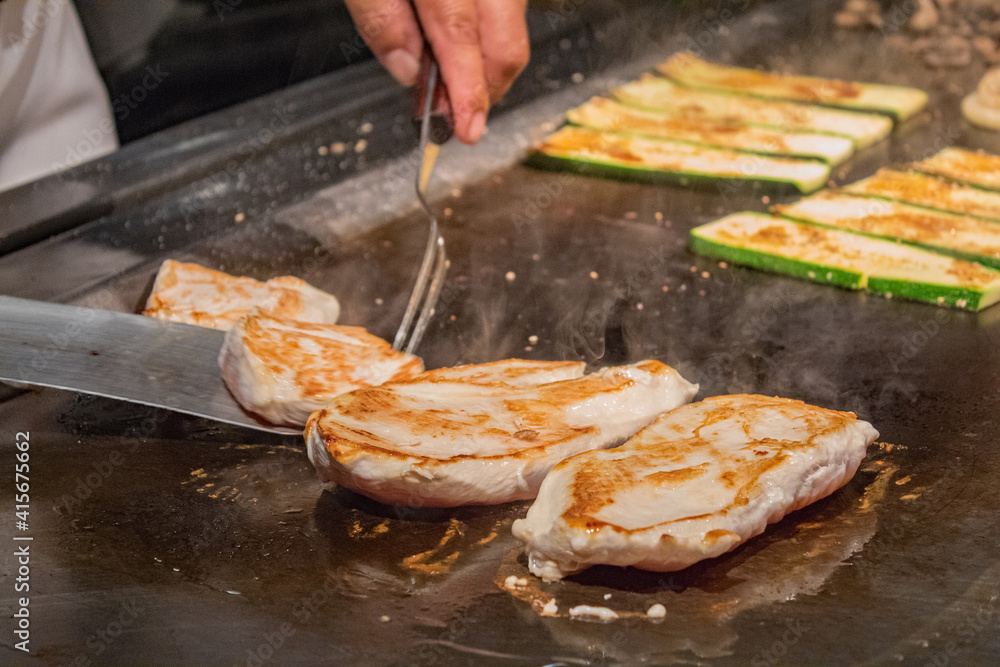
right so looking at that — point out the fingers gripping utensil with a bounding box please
[391,59,448,355]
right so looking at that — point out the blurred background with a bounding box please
[76,0,369,143]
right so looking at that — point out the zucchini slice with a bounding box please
[658,53,928,123]
[566,97,855,165]
[844,169,1000,222]
[773,192,1000,269]
[532,126,831,194]
[912,148,1000,192]
[614,75,893,149]
[689,212,1000,311]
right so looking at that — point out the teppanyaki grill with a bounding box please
[1,0,999,664]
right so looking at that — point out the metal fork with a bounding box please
[391,60,448,355]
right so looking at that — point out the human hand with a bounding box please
[343,0,530,144]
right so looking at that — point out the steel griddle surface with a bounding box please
[3,1,1000,665]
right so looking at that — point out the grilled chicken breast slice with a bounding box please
[219,310,423,426]
[305,360,698,507]
[513,394,878,581]
[143,259,340,330]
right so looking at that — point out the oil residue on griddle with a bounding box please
[495,457,899,661]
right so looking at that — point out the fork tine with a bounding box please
[392,60,448,354]
[404,234,447,355]
[391,215,440,351]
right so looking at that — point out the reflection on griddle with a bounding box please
[494,459,895,662]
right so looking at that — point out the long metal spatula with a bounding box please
[0,295,299,435]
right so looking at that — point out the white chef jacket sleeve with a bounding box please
[0,0,118,192]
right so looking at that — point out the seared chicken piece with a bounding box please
[305,360,698,507]
[219,310,423,426]
[513,394,878,581]
[143,259,340,330]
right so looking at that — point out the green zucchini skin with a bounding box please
[689,212,1000,312]
[842,191,1000,224]
[774,213,1000,272]
[528,140,830,195]
[564,98,855,166]
[657,53,929,123]
[688,233,865,290]
[843,170,1000,223]
[773,193,1000,271]
[912,148,1000,193]
[865,277,993,311]
[612,76,893,149]
[771,208,1000,271]
[527,151,811,195]
[561,121,837,166]
[530,126,831,194]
